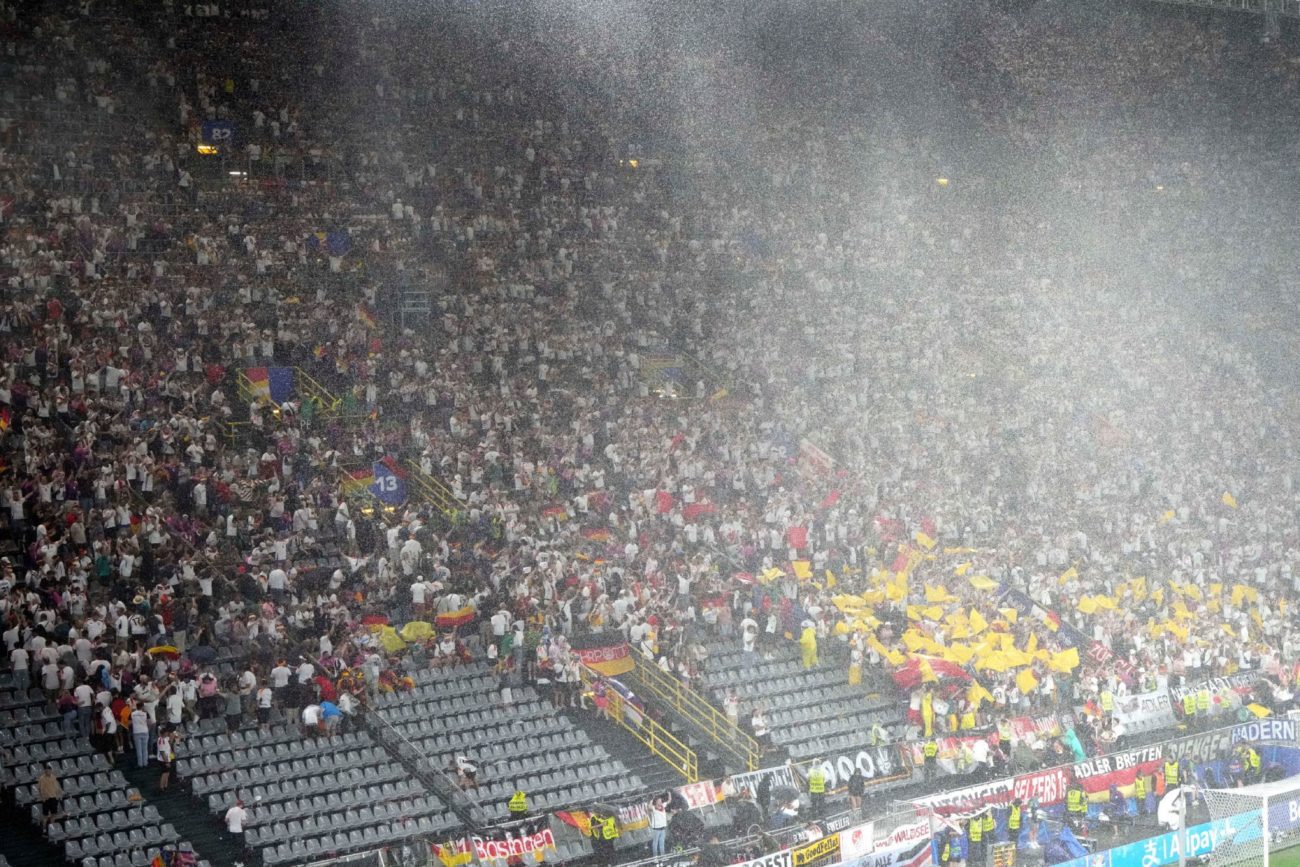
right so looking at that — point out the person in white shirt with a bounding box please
[224,799,248,850]
[130,705,151,767]
[256,685,273,727]
[301,703,322,736]
[10,646,30,691]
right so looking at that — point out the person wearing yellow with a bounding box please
[922,738,939,783]
[799,621,818,669]
[848,639,863,686]
[508,788,529,818]
[921,688,935,738]
[808,762,827,817]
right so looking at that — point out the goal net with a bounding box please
[1202,776,1300,867]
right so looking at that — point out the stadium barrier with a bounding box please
[625,652,763,772]
[580,663,700,783]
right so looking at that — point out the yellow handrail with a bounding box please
[235,369,255,404]
[294,367,343,414]
[403,460,461,520]
[627,654,761,772]
[581,666,698,783]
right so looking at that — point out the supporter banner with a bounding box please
[735,848,794,867]
[572,641,635,677]
[1082,641,1138,686]
[840,822,876,860]
[1231,718,1295,744]
[1054,810,1262,867]
[1168,673,1258,707]
[809,744,908,791]
[838,832,932,867]
[1111,688,1177,735]
[798,438,836,476]
[1072,745,1163,795]
[371,459,408,506]
[676,780,721,810]
[913,766,1070,815]
[201,119,236,144]
[618,800,651,832]
[470,819,557,863]
[729,765,799,798]
[1164,723,1256,764]
[792,834,841,867]
[840,819,931,861]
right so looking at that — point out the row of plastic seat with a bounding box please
[246,802,456,848]
[47,806,163,843]
[432,746,593,776]
[207,768,418,813]
[175,722,336,759]
[16,772,132,805]
[242,793,445,830]
[0,686,47,711]
[28,788,139,823]
[64,824,181,861]
[0,704,58,727]
[0,719,83,748]
[409,661,491,685]
[191,750,397,795]
[178,731,373,776]
[12,753,111,785]
[403,721,587,755]
[374,675,499,708]
[379,699,549,730]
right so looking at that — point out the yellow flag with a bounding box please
[925,585,952,603]
[1058,566,1078,585]
[1247,703,1271,719]
[968,575,998,591]
[1222,623,1236,638]
[968,609,988,635]
[1077,597,1099,615]
[1026,633,1039,654]
[792,560,813,580]
[1016,669,1039,694]
[1158,510,1176,525]
[1222,491,1238,509]
[903,630,925,652]
[1049,648,1080,672]
[999,607,1019,624]
[947,643,976,665]
[954,562,973,576]
[915,531,937,551]
[968,683,994,707]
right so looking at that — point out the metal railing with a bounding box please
[626,654,761,772]
[403,460,462,522]
[367,709,490,829]
[581,665,699,784]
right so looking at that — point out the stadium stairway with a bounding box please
[118,764,239,867]
[554,707,716,795]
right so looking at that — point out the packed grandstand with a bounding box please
[3,1,1300,867]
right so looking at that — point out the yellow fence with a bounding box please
[581,666,698,783]
[403,461,461,522]
[627,654,761,772]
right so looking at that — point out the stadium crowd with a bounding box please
[2,0,1300,857]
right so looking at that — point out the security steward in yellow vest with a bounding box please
[967,811,986,866]
[1164,759,1182,792]
[589,810,619,864]
[1066,782,1088,828]
[1196,689,1212,727]
[1134,773,1148,816]
[1007,798,1023,841]
[923,739,939,783]
[508,789,529,819]
[808,764,827,817]
[1242,746,1262,783]
[1182,692,1197,726]
[1100,690,1115,719]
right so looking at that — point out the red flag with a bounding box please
[682,502,717,522]
[819,490,840,510]
[786,525,808,550]
[655,491,674,514]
